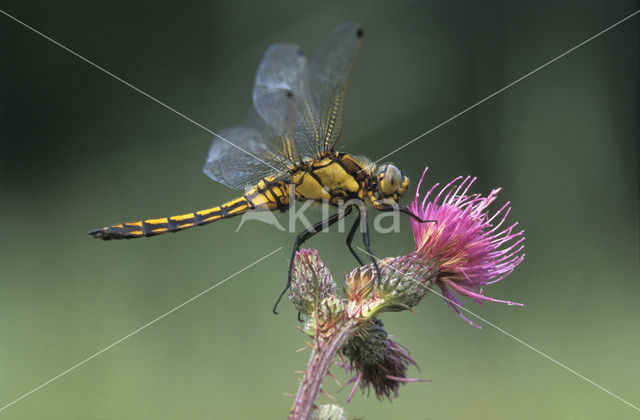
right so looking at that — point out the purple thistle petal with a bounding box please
[385,375,430,383]
[408,168,525,326]
[346,371,362,403]
[441,278,523,306]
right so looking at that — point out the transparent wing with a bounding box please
[202,123,288,190]
[307,22,363,154]
[250,24,362,158]
[253,44,305,137]
[204,44,306,190]
[253,44,308,162]
[203,23,363,189]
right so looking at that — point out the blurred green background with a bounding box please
[1,1,638,419]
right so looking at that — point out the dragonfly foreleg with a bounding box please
[373,203,438,226]
[399,207,437,225]
[272,205,353,315]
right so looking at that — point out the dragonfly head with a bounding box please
[375,164,409,202]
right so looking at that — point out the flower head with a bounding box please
[340,318,427,402]
[408,168,525,327]
[343,254,437,318]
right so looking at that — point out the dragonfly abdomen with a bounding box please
[89,196,253,240]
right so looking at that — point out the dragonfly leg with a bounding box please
[358,209,382,285]
[272,206,353,314]
[376,204,438,226]
[400,207,437,225]
[345,212,365,265]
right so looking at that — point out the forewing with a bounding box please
[308,22,363,154]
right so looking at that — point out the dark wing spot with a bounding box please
[357,28,364,38]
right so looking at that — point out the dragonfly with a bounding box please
[90,23,432,312]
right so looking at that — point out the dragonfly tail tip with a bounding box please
[88,228,109,240]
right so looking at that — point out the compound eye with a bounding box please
[380,164,402,196]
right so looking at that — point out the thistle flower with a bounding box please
[340,318,426,402]
[408,168,525,327]
[289,170,525,415]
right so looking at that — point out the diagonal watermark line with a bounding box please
[0,8,279,173]
[367,9,640,169]
[356,247,640,412]
[0,247,282,413]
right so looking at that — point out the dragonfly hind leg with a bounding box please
[272,206,353,315]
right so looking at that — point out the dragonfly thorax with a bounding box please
[288,153,368,205]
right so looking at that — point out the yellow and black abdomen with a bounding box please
[89,196,253,240]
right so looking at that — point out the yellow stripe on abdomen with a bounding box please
[89,196,253,240]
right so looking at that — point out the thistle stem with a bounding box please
[289,319,358,420]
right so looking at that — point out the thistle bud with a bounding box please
[289,249,336,315]
[313,295,345,334]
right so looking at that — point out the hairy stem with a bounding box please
[289,319,358,420]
